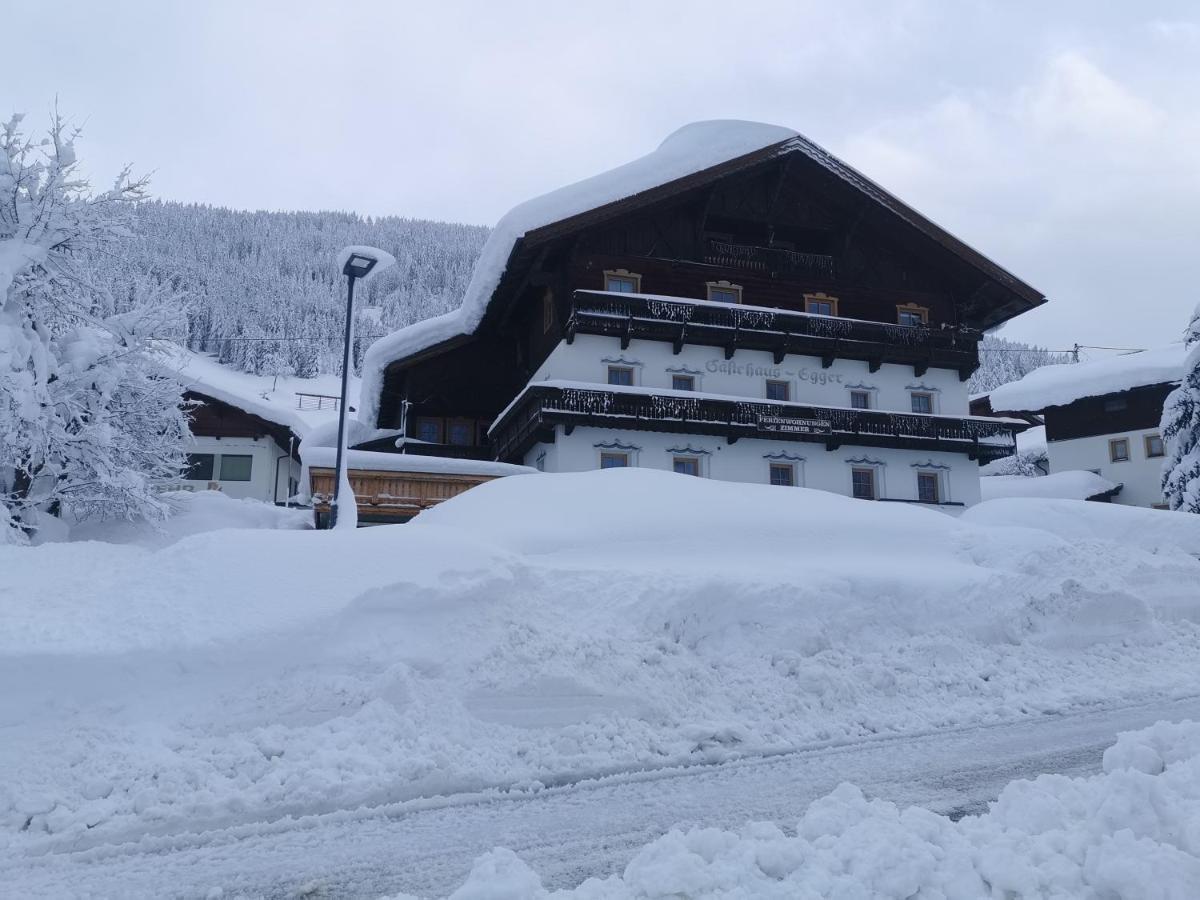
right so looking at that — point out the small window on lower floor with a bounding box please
[185,453,215,481]
[1109,438,1130,463]
[769,463,795,486]
[851,467,876,500]
[219,454,253,482]
[849,390,871,410]
[1145,434,1165,458]
[600,452,630,469]
[917,471,940,503]
[672,374,696,391]
[673,456,701,477]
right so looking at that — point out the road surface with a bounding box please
[9,695,1200,898]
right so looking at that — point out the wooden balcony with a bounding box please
[489,384,1018,464]
[308,466,499,524]
[565,290,981,379]
[703,239,836,280]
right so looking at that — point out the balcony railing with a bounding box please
[489,384,1018,464]
[704,239,836,280]
[566,291,981,378]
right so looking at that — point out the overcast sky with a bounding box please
[6,0,1198,352]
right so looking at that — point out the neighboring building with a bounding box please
[345,121,1045,515]
[162,346,348,504]
[989,345,1185,508]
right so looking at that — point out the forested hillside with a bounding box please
[969,335,1071,395]
[89,201,488,376]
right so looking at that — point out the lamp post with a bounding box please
[329,251,380,529]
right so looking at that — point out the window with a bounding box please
[917,471,940,503]
[1109,438,1130,463]
[415,417,443,443]
[1145,434,1165,458]
[607,365,635,386]
[219,454,253,482]
[897,304,929,327]
[672,374,696,391]
[600,451,630,469]
[604,270,641,293]
[851,467,876,500]
[542,289,555,333]
[1103,397,1128,413]
[673,456,701,477]
[706,281,742,304]
[910,392,934,414]
[804,293,839,317]
[184,453,215,481]
[447,420,474,446]
[849,390,871,410]
[765,379,790,402]
[769,463,794,486]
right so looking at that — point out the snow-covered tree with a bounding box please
[968,335,1072,395]
[1,112,189,543]
[1161,305,1200,513]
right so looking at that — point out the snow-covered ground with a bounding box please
[3,471,1200,895]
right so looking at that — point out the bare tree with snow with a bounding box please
[0,111,189,542]
[1161,305,1200,513]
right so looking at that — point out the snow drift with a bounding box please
[3,471,1200,856]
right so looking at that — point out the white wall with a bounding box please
[527,425,982,507]
[531,334,970,415]
[1048,430,1167,508]
[173,435,301,504]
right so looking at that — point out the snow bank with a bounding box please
[980,470,1118,502]
[434,718,1200,899]
[156,343,355,438]
[964,496,1200,558]
[61,489,311,547]
[4,470,1200,853]
[990,344,1185,413]
[357,121,798,426]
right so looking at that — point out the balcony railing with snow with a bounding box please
[565,291,981,379]
[489,383,1018,464]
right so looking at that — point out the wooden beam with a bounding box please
[869,358,882,373]
[913,361,928,378]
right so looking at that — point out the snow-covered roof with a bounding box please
[357,121,799,426]
[300,445,536,479]
[156,344,356,439]
[990,345,1185,413]
[980,470,1120,502]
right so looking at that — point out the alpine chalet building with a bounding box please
[345,121,1044,514]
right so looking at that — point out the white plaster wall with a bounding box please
[531,334,969,415]
[174,436,298,504]
[1048,430,1168,507]
[526,425,982,507]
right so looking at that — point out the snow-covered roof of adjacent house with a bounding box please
[156,344,357,439]
[980,471,1121,503]
[299,446,536,479]
[989,344,1186,413]
[358,119,1045,427]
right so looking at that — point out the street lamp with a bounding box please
[329,249,388,528]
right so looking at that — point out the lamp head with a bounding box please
[342,253,378,279]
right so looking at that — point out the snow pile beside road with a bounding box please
[61,489,311,547]
[4,471,1200,854]
[440,719,1200,899]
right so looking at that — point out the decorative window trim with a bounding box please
[706,280,743,304]
[803,292,840,317]
[909,390,937,414]
[763,451,806,462]
[601,356,644,367]
[909,460,951,470]
[1109,437,1131,463]
[665,365,703,375]
[666,445,712,456]
[905,382,942,393]
[603,268,641,293]
[845,456,887,467]
[896,302,929,325]
[594,440,642,452]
